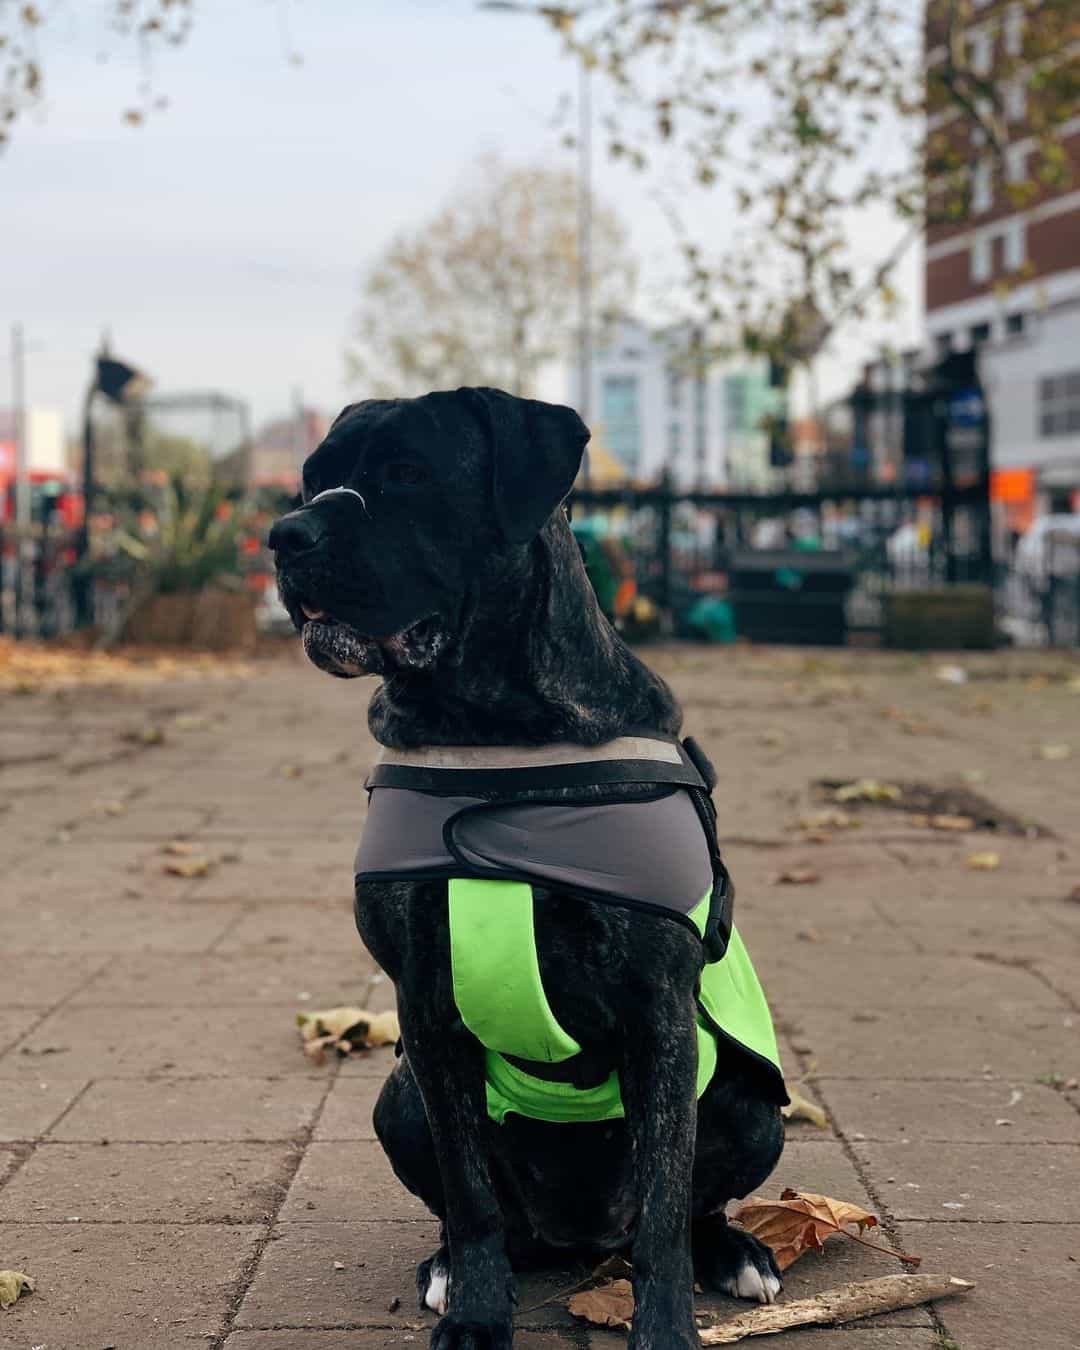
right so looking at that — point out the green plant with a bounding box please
[115,478,244,596]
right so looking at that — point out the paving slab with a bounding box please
[227,1335,578,1350]
[0,896,245,955]
[818,1076,1080,1142]
[70,950,378,1006]
[0,1008,47,1054]
[854,1140,1080,1222]
[49,1074,329,1142]
[216,901,363,952]
[0,1075,89,1141]
[897,1220,1080,1350]
[235,1219,440,1329]
[0,1003,331,1078]
[0,1220,262,1350]
[314,1073,384,1141]
[0,1140,297,1222]
[280,1140,431,1222]
[0,952,110,1007]
[780,1004,1079,1080]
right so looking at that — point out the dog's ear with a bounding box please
[463,388,589,547]
[330,403,362,431]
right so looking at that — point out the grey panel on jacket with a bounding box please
[355,786,713,916]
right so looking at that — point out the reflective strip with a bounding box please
[375,736,683,772]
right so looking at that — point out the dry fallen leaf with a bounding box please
[772,868,821,886]
[1066,885,1080,905]
[163,840,197,856]
[1037,743,1072,761]
[798,809,858,831]
[163,856,213,878]
[833,779,902,804]
[280,763,304,779]
[297,1007,400,1063]
[567,1279,635,1330]
[732,1189,914,1272]
[930,814,975,832]
[0,1269,35,1309]
[782,1085,828,1129]
[967,851,1001,871]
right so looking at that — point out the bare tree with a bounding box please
[497,0,1079,373]
[348,156,636,398]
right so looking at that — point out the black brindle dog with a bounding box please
[269,388,783,1350]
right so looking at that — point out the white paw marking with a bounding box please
[723,1259,781,1305]
[424,1268,449,1315]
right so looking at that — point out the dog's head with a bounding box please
[268,387,589,678]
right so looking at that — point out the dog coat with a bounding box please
[355,733,786,1123]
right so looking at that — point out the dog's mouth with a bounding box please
[297,606,447,679]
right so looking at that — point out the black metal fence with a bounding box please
[570,485,1079,648]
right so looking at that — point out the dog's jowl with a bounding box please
[270,387,787,1350]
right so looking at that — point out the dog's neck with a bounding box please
[367,514,681,749]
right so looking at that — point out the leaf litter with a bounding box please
[297,1006,400,1063]
[0,1270,34,1309]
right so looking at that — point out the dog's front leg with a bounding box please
[620,988,700,1350]
[397,993,514,1350]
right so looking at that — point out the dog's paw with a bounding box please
[430,1312,512,1350]
[417,1247,451,1315]
[694,1219,782,1305]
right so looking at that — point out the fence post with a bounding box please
[658,480,673,619]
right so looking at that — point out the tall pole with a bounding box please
[11,322,32,635]
[74,355,100,629]
[577,59,593,486]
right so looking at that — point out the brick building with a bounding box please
[924,1,1080,523]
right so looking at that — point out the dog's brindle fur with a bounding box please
[270,389,783,1350]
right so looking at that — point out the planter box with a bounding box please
[883,585,995,650]
[121,587,258,651]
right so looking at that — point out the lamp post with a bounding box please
[73,342,150,628]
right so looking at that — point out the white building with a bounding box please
[568,316,775,490]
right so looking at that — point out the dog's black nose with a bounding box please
[268,509,325,558]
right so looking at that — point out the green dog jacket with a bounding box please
[356,735,786,1123]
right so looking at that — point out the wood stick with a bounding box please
[698,1272,975,1344]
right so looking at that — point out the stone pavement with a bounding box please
[1,643,1078,1350]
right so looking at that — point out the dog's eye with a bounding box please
[383,460,431,487]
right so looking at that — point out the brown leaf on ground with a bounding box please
[967,851,1001,871]
[567,1278,634,1330]
[297,1007,400,1063]
[1066,884,1080,905]
[1036,743,1072,761]
[733,1190,885,1271]
[782,1085,829,1129]
[163,855,213,877]
[163,840,197,855]
[798,809,858,831]
[833,779,902,803]
[0,1269,35,1309]
[698,1273,973,1344]
[772,868,821,886]
[929,814,976,831]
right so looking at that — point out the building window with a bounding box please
[971,233,992,282]
[1005,311,1026,336]
[666,368,684,409]
[970,321,992,346]
[600,375,641,471]
[1039,372,1080,437]
[667,420,682,461]
[1005,143,1027,184]
[1004,78,1026,121]
[1003,218,1025,271]
[972,157,993,212]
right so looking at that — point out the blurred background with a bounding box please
[1,0,1078,653]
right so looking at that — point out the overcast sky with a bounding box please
[1,0,922,436]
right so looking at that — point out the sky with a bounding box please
[1,0,923,438]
